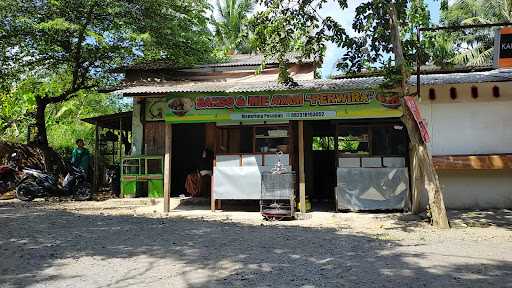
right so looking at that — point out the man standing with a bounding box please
[71,139,91,173]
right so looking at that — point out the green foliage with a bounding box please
[440,0,512,66]
[379,62,407,90]
[46,93,128,151]
[211,0,255,54]
[339,136,360,153]
[249,0,435,86]
[401,0,432,65]
[0,74,128,150]
[248,0,346,84]
[311,136,365,153]
[0,93,34,141]
[424,32,457,68]
[339,0,435,73]
[0,0,214,77]
[312,136,334,151]
[0,0,215,145]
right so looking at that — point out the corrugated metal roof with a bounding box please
[114,78,381,95]
[410,69,512,85]
[332,65,495,79]
[113,69,512,96]
[81,111,133,131]
[197,53,314,67]
[112,53,314,72]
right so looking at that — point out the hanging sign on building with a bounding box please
[164,91,402,123]
[496,27,512,68]
[404,96,430,143]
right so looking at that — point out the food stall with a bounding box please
[161,90,407,211]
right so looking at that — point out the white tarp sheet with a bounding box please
[214,166,262,199]
[335,167,409,210]
[214,165,293,199]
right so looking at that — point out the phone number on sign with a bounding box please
[231,111,336,120]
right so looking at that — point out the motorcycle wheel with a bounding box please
[16,183,35,202]
[74,183,91,201]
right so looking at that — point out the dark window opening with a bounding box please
[450,87,457,100]
[216,125,289,154]
[335,123,408,158]
[371,125,407,156]
[493,86,500,98]
[471,86,479,99]
[429,88,436,100]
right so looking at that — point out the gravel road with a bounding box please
[1,200,511,288]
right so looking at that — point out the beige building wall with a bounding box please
[419,81,512,209]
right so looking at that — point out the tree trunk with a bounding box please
[401,102,449,228]
[388,3,449,228]
[34,96,49,147]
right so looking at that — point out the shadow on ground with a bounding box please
[448,209,512,229]
[174,198,261,212]
[0,202,511,288]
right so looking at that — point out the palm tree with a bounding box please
[441,0,512,66]
[211,0,254,54]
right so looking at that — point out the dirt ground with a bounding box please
[1,199,511,288]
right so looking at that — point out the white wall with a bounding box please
[419,82,512,155]
[417,82,512,209]
[419,170,512,209]
[421,101,512,155]
[131,101,143,155]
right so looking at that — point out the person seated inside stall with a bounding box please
[185,147,213,197]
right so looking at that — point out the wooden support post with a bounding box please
[211,160,216,211]
[298,120,307,213]
[93,124,100,194]
[410,143,422,213]
[211,197,215,211]
[163,123,172,212]
[119,118,122,159]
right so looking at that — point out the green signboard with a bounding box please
[164,91,402,123]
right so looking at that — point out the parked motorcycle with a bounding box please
[0,163,17,195]
[9,153,91,201]
[63,166,92,200]
[105,164,121,197]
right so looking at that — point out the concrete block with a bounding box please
[339,158,361,167]
[383,157,405,168]
[361,157,382,167]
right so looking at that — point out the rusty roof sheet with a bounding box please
[112,53,314,72]
[409,68,512,85]
[112,69,512,96]
[81,111,133,131]
[114,78,382,95]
